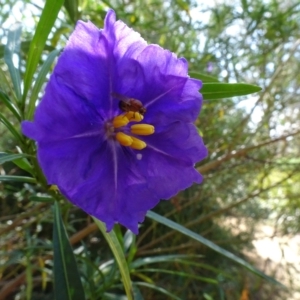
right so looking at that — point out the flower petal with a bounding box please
[135,122,207,200]
[22,76,103,142]
[103,10,147,60]
[140,149,202,200]
[54,21,113,112]
[114,44,202,123]
[143,121,207,164]
[136,44,189,78]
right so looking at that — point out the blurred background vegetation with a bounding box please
[0,0,300,299]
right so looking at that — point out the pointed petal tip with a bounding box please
[104,219,139,235]
[21,120,36,140]
[105,9,116,26]
[105,223,114,233]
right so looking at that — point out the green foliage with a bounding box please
[146,211,283,286]
[201,83,261,100]
[0,0,299,299]
[93,218,133,300]
[4,23,22,102]
[22,0,64,104]
[53,202,85,300]
[26,49,61,120]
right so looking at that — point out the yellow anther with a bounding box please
[113,115,129,128]
[130,136,147,150]
[125,111,144,122]
[130,124,155,135]
[115,132,133,146]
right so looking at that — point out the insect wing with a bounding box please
[111,92,130,102]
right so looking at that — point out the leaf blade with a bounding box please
[53,202,85,300]
[22,0,64,103]
[4,23,22,102]
[63,0,79,23]
[0,111,23,142]
[134,282,181,300]
[131,254,201,269]
[93,218,133,300]
[190,72,219,83]
[201,83,262,99]
[0,90,22,121]
[0,175,36,183]
[146,211,284,287]
[26,49,61,120]
[0,152,30,165]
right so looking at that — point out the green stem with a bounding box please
[93,218,133,300]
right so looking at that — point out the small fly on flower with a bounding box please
[112,92,146,115]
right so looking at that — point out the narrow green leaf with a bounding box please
[138,268,218,284]
[189,72,219,82]
[131,254,200,269]
[64,0,79,23]
[0,90,22,121]
[51,26,71,48]
[0,175,36,183]
[22,0,64,102]
[132,285,144,300]
[0,111,23,142]
[93,218,133,300]
[0,152,33,174]
[29,195,54,203]
[134,282,181,300]
[201,83,262,99]
[53,202,85,300]
[0,152,29,165]
[4,23,22,102]
[27,49,61,120]
[12,157,34,175]
[203,293,214,300]
[147,211,285,287]
[102,293,128,300]
[176,260,233,279]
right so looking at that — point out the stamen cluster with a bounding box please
[112,112,154,150]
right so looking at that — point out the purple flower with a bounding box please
[22,10,207,234]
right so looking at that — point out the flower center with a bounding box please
[109,111,154,150]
